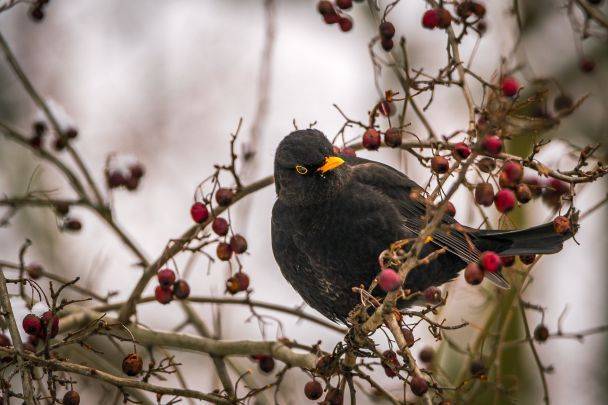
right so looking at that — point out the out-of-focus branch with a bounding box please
[574,0,608,28]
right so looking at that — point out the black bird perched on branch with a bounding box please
[271,129,575,323]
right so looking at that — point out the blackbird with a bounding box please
[271,129,575,323]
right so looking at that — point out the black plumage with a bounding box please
[271,129,574,323]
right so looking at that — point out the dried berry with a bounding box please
[419,346,434,363]
[380,38,394,51]
[216,242,233,261]
[40,311,59,338]
[553,216,571,235]
[471,2,486,17]
[534,324,549,342]
[436,8,452,28]
[304,380,323,400]
[501,76,520,97]
[154,285,173,305]
[122,353,143,376]
[226,272,250,294]
[402,327,415,347]
[474,182,494,207]
[107,170,126,189]
[423,286,442,304]
[481,135,503,155]
[64,217,82,232]
[212,217,229,236]
[382,350,400,377]
[494,189,516,213]
[258,355,275,373]
[215,188,234,206]
[384,128,403,147]
[519,254,536,265]
[173,280,191,299]
[26,263,43,279]
[452,142,471,160]
[379,21,395,39]
[229,234,248,254]
[378,268,401,292]
[157,269,176,287]
[22,314,42,336]
[362,129,381,150]
[336,0,352,10]
[410,376,429,396]
[317,0,333,15]
[479,251,502,273]
[62,390,80,405]
[515,183,532,204]
[431,156,449,174]
[464,262,484,285]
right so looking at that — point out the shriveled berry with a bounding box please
[479,251,502,273]
[216,242,233,261]
[422,9,440,29]
[502,161,523,182]
[190,202,209,223]
[477,157,496,173]
[384,128,403,147]
[122,353,143,376]
[553,94,573,112]
[553,216,571,234]
[229,234,248,254]
[22,314,42,336]
[258,355,275,373]
[410,376,428,396]
[474,182,494,207]
[452,142,471,160]
[173,280,191,299]
[501,76,520,97]
[382,350,400,377]
[215,188,234,206]
[226,272,250,294]
[423,286,441,303]
[362,129,381,150]
[380,38,394,51]
[157,269,176,287]
[338,16,353,32]
[154,285,173,305]
[378,269,401,292]
[436,8,452,28]
[470,359,486,377]
[212,217,229,236]
[500,256,515,267]
[464,263,484,285]
[379,21,395,39]
[431,156,449,174]
[63,390,80,405]
[494,189,516,213]
[304,380,323,400]
[419,346,434,363]
[40,311,59,338]
[481,135,503,155]
[336,0,352,10]
[402,327,415,347]
[534,324,549,342]
[456,1,473,18]
[519,254,536,265]
[26,263,43,279]
[515,183,532,204]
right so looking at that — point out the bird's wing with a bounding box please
[347,156,510,289]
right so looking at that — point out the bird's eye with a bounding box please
[295,165,308,175]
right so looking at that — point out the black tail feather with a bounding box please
[474,222,577,256]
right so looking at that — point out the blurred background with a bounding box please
[0,0,606,403]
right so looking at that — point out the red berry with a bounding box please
[40,311,59,338]
[29,6,44,22]
[107,170,126,188]
[452,142,471,160]
[534,324,549,342]
[212,217,229,236]
[501,76,520,97]
[258,355,275,373]
[431,156,449,174]
[481,135,503,155]
[226,272,250,294]
[154,285,173,305]
[216,242,233,261]
[457,1,473,18]
[515,183,532,203]
[215,188,234,206]
[338,16,353,32]
[436,8,452,28]
[229,234,248,254]
[422,9,439,29]
[304,380,323,400]
[157,269,176,287]
[64,217,82,232]
[494,189,516,213]
[317,0,333,15]
[410,376,428,396]
[553,216,571,235]
[499,171,517,189]
[380,38,394,51]
[173,280,191,299]
[336,0,352,10]
[479,251,502,273]
[378,269,401,292]
[500,256,515,267]
[580,58,595,73]
[63,390,80,405]
[26,263,43,279]
[502,161,523,182]
[384,128,403,147]
[323,12,340,24]
[519,254,535,265]
[464,263,484,285]
[419,347,434,363]
[423,286,442,303]
[471,2,486,17]
[122,353,143,376]
[379,21,395,39]
[0,334,10,347]
[362,129,381,150]
[190,202,209,224]
[129,163,145,179]
[474,182,495,207]
[22,314,42,336]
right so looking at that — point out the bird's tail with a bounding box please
[473,218,578,256]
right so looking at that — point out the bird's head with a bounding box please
[274,129,350,206]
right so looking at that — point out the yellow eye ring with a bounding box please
[295,165,308,175]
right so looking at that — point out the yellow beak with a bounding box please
[317,156,345,174]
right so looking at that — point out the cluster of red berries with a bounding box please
[190,187,236,225]
[362,127,405,151]
[28,0,51,22]
[105,159,145,191]
[382,349,401,377]
[22,311,59,340]
[154,269,190,305]
[464,250,501,285]
[316,0,358,32]
[122,352,144,376]
[379,21,396,51]
[226,272,250,295]
[250,354,275,373]
[474,159,527,214]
